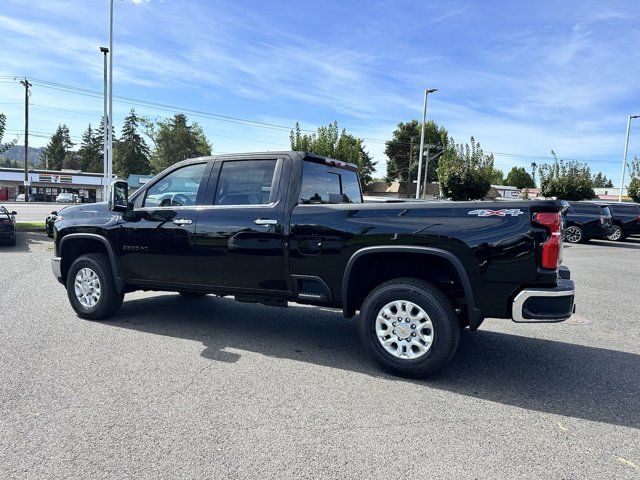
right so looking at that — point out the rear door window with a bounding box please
[214,160,277,206]
[299,161,362,204]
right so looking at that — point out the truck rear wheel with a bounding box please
[358,278,460,377]
[66,254,124,320]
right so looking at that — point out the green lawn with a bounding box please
[16,221,46,230]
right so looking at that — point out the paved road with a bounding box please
[1,234,639,479]
[0,202,65,222]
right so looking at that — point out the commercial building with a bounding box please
[0,167,111,202]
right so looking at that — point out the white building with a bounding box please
[0,167,111,202]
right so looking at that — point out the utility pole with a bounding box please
[619,114,639,202]
[20,78,31,202]
[100,46,109,200]
[406,137,414,198]
[416,88,437,199]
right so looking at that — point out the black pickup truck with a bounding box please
[51,152,575,376]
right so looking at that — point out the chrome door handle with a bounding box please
[254,218,278,226]
[173,218,193,226]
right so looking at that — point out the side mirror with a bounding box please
[109,180,130,212]
[11,211,17,215]
[51,211,58,215]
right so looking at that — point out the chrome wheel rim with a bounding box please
[74,268,101,308]
[608,226,622,241]
[375,300,433,360]
[565,226,581,243]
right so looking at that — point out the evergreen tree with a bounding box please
[41,125,74,170]
[148,113,211,173]
[78,124,102,172]
[0,113,18,157]
[114,109,151,178]
[592,172,613,188]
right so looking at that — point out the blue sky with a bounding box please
[1,0,639,184]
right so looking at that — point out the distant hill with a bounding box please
[0,145,44,168]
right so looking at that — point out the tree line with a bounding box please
[3,111,212,178]
[3,109,637,201]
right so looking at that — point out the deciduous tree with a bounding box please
[538,151,595,200]
[146,113,211,173]
[384,120,448,184]
[290,121,377,185]
[504,166,535,189]
[436,137,495,201]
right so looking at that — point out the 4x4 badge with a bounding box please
[468,209,524,217]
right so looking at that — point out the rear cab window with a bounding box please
[299,160,362,204]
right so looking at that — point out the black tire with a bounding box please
[564,225,584,244]
[606,225,625,242]
[9,236,16,246]
[358,278,460,377]
[179,291,207,298]
[66,253,124,320]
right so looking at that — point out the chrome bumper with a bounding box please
[51,257,62,284]
[512,277,575,323]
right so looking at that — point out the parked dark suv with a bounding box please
[597,202,640,241]
[563,201,613,243]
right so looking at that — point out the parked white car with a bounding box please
[55,192,77,203]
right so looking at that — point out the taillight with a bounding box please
[534,212,561,270]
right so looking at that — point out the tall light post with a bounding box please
[100,46,109,200]
[416,88,437,199]
[107,0,114,192]
[619,114,639,202]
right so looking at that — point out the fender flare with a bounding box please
[59,233,125,292]
[341,245,482,328]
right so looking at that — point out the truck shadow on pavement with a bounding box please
[113,295,640,430]
[0,232,49,253]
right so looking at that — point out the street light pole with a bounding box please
[107,0,114,192]
[100,47,109,200]
[416,88,437,199]
[619,114,639,202]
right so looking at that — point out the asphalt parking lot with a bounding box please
[1,233,639,479]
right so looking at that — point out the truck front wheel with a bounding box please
[66,254,124,320]
[358,278,460,377]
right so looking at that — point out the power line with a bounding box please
[1,76,632,169]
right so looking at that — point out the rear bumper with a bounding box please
[51,257,63,284]
[512,274,575,323]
